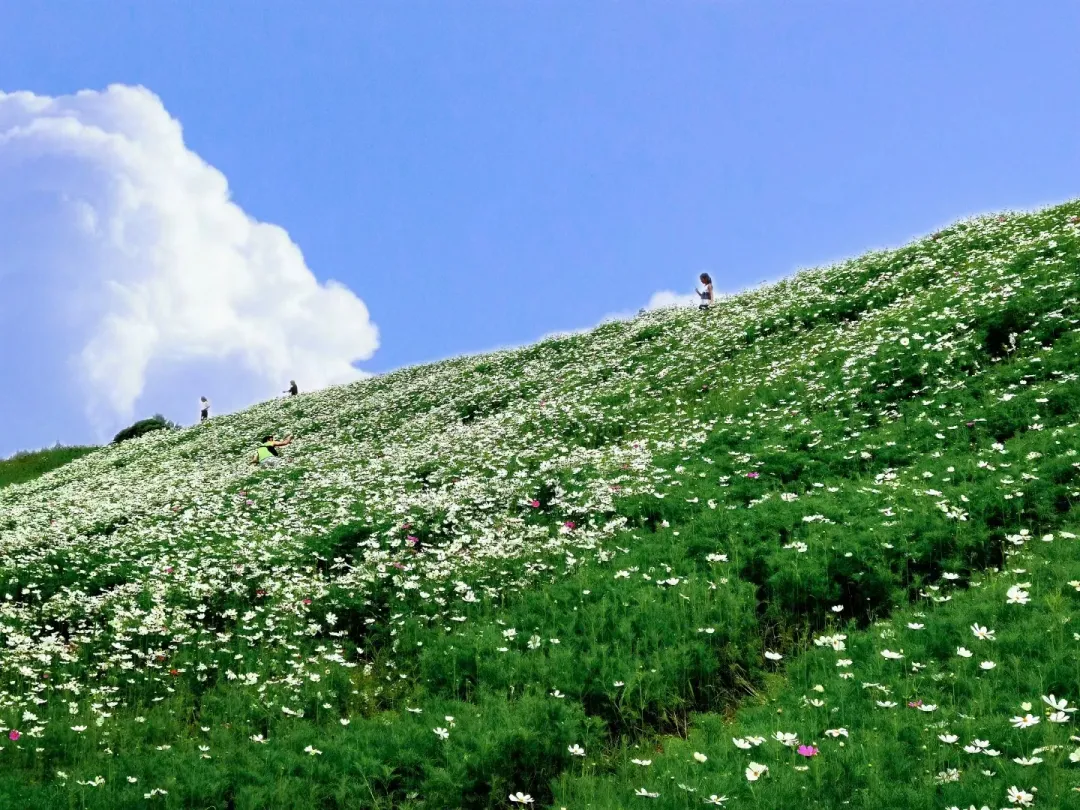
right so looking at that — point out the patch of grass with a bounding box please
[0,445,97,489]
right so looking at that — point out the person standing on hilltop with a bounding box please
[697,273,714,310]
[199,396,210,422]
[284,380,299,396]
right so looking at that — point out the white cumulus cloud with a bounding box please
[643,289,699,310]
[0,84,377,431]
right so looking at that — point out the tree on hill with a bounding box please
[112,414,178,445]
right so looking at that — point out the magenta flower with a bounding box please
[406,536,419,546]
[746,472,760,479]
[529,500,541,508]
[8,730,20,741]
[908,700,922,709]
[563,521,576,530]
[796,745,818,757]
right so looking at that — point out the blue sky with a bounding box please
[1,1,1079,456]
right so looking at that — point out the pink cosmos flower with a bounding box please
[406,536,419,546]
[8,730,20,741]
[564,521,576,530]
[746,472,760,479]
[796,745,818,757]
[529,500,541,508]
[908,700,923,709]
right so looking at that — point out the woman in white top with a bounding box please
[199,397,210,422]
[697,273,714,310]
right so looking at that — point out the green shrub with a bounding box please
[111,413,177,444]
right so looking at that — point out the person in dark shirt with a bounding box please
[284,380,299,396]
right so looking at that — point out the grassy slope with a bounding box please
[0,446,96,490]
[0,203,1078,809]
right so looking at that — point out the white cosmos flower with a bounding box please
[938,734,958,744]
[1006,786,1035,807]
[824,728,848,738]
[1006,584,1030,605]
[971,624,996,641]
[880,649,904,660]
[635,788,660,798]
[693,752,707,762]
[509,792,534,805]
[957,647,973,658]
[745,762,768,782]
[568,744,585,757]
[1012,756,1043,766]
[1042,694,1072,712]
[1010,714,1040,729]
[980,661,996,670]
[764,651,783,661]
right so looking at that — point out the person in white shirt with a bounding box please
[199,397,210,422]
[697,273,714,310]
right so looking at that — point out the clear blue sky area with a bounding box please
[1,1,1079,454]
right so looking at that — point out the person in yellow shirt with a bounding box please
[251,434,293,467]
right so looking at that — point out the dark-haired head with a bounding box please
[699,272,712,285]
[261,434,274,443]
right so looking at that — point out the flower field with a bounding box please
[1,201,1079,808]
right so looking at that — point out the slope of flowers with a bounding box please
[0,201,1077,808]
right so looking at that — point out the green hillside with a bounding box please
[0,446,97,490]
[1,202,1079,809]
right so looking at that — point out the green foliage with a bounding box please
[0,445,96,490]
[112,414,178,445]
